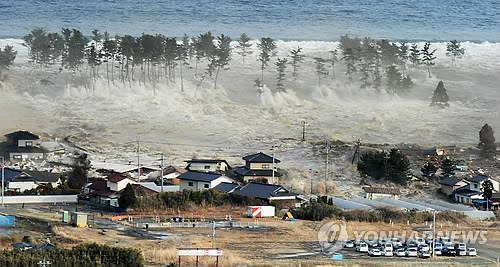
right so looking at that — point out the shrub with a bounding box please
[292,202,342,221]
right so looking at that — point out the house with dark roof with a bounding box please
[185,159,230,173]
[439,176,469,196]
[468,175,499,192]
[490,192,500,210]
[213,182,240,194]
[454,175,499,205]
[233,182,305,208]
[234,152,282,184]
[106,173,137,192]
[177,171,235,191]
[1,131,46,161]
[6,169,62,193]
[363,187,400,200]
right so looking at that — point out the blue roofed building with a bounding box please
[177,171,235,191]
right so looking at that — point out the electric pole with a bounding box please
[325,140,329,194]
[432,210,436,258]
[301,121,307,141]
[271,145,276,184]
[160,152,164,193]
[1,156,4,207]
[137,140,140,180]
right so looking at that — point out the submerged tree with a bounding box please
[421,161,438,178]
[430,81,450,107]
[209,34,232,89]
[342,48,357,81]
[397,42,409,72]
[257,37,277,85]
[313,57,328,86]
[328,49,338,79]
[357,149,410,185]
[275,57,288,92]
[289,46,305,79]
[68,153,90,190]
[478,123,497,153]
[446,40,465,67]
[236,33,253,64]
[440,158,456,177]
[409,43,420,66]
[421,42,437,78]
[0,45,17,69]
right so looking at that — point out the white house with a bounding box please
[234,152,282,184]
[2,131,47,161]
[363,187,400,200]
[177,171,235,191]
[185,159,230,173]
[106,173,137,192]
[439,176,469,196]
[7,170,62,193]
[455,175,500,205]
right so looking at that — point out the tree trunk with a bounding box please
[180,62,184,92]
[214,67,220,89]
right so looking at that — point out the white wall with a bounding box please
[180,176,234,191]
[10,152,45,161]
[8,181,38,192]
[17,139,41,147]
[1,195,78,204]
[107,178,136,192]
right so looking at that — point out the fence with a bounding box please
[1,195,78,204]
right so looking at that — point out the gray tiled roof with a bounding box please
[439,176,464,186]
[243,152,280,163]
[213,182,240,193]
[178,171,223,182]
[470,175,488,183]
[235,182,289,199]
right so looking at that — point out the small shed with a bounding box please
[62,211,70,223]
[70,212,88,228]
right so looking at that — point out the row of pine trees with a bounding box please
[3,28,467,96]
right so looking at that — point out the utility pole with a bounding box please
[0,158,3,207]
[325,140,329,194]
[271,145,276,183]
[160,153,164,193]
[212,220,216,248]
[301,121,307,142]
[137,140,140,180]
[309,168,313,195]
[384,151,390,180]
[432,210,436,258]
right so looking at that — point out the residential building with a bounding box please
[213,182,240,194]
[92,161,159,180]
[233,182,306,208]
[363,187,400,200]
[439,176,469,196]
[177,171,235,191]
[233,152,282,184]
[454,175,500,205]
[490,192,500,210]
[6,170,62,193]
[185,159,230,173]
[1,131,47,161]
[435,145,461,157]
[106,173,137,192]
[467,175,499,192]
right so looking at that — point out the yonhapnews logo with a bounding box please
[317,221,348,254]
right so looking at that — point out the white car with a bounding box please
[395,249,406,257]
[384,243,393,251]
[419,244,430,252]
[467,248,477,256]
[433,248,442,256]
[457,249,467,256]
[391,238,403,247]
[384,248,393,257]
[356,242,369,252]
[406,248,418,257]
[418,250,431,258]
[455,243,466,251]
[415,238,426,246]
[344,240,355,248]
[368,248,382,257]
[434,242,443,250]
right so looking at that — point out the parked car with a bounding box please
[384,248,393,257]
[434,242,443,250]
[433,248,442,256]
[415,238,426,246]
[356,242,369,252]
[395,249,406,257]
[457,249,467,256]
[344,240,355,248]
[391,238,403,248]
[368,248,382,257]
[406,248,418,257]
[454,243,466,251]
[419,244,430,252]
[439,237,454,249]
[442,248,456,256]
[418,250,431,258]
[384,243,393,251]
[467,248,477,256]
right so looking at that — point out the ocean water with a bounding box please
[0,0,499,41]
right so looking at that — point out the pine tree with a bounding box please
[68,153,90,190]
[0,45,17,70]
[119,184,137,209]
[289,46,305,79]
[385,65,402,95]
[446,40,465,67]
[440,158,455,177]
[421,42,437,78]
[257,37,277,85]
[275,58,287,92]
[342,48,356,81]
[482,180,494,210]
[421,161,438,178]
[236,33,252,64]
[328,49,338,79]
[398,42,409,72]
[431,81,450,107]
[478,123,496,153]
[209,34,232,89]
[177,35,190,91]
[409,43,420,66]
[313,57,328,86]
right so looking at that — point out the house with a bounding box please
[233,182,306,208]
[490,192,500,210]
[92,161,159,180]
[467,175,499,192]
[185,159,230,173]
[138,182,180,193]
[106,173,137,192]
[233,152,282,184]
[439,176,469,196]
[6,169,62,193]
[177,171,235,191]
[363,187,400,200]
[1,131,47,161]
[213,182,240,194]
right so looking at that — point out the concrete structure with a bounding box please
[185,159,230,173]
[178,171,234,191]
[363,187,400,200]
